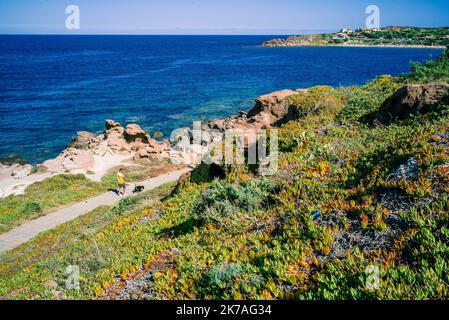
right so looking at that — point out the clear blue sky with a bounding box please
[1,0,448,34]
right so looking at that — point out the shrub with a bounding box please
[192,179,277,230]
[19,201,42,215]
[30,165,47,175]
[203,263,244,291]
[402,48,449,83]
[287,86,345,118]
[337,75,401,123]
[202,262,264,298]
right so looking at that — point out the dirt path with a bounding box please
[0,169,190,254]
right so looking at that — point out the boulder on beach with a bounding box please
[0,156,28,166]
[133,139,170,160]
[40,119,173,175]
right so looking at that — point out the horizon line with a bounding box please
[0,33,307,36]
[1,25,448,36]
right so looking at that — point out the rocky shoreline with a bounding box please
[261,26,449,49]
[0,89,301,197]
[262,42,446,49]
[2,78,448,198]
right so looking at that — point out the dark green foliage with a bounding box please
[190,163,225,184]
[337,75,401,123]
[403,48,449,83]
[19,201,42,215]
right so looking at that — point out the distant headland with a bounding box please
[261,26,449,48]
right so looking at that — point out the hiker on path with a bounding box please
[117,168,126,195]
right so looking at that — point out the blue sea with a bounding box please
[0,35,444,164]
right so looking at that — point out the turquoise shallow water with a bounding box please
[0,35,443,164]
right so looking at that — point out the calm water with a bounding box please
[0,35,443,164]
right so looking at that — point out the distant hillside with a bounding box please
[262,26,449,48]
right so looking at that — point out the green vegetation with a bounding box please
[0,160,183,234]
[262,26,449,48]
[0,174,115,233]
[336,75,402,123]
[403,47,449,83]
[0,182,176,299]
[29,165,48,175]
[1,50,449,300]
[192,179,277,232]
[287,86,345,118]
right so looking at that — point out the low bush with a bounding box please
[201,262,264,298]
[191,179,277,231]
[337,75,402,124]
[403,47,449,83]
[287,86,345,119]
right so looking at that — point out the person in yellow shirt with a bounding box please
[117,168,126,195]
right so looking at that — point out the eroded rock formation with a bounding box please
[203,89,300,131]
[376,83,449,124]
[43,120,171,174]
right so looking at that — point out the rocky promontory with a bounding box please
[262,26,449,48]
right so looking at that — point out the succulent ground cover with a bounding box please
[0,159,182,233]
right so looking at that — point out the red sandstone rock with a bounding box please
[376,83,449,124]
[204,89,299,132]
[125,124,151,143]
